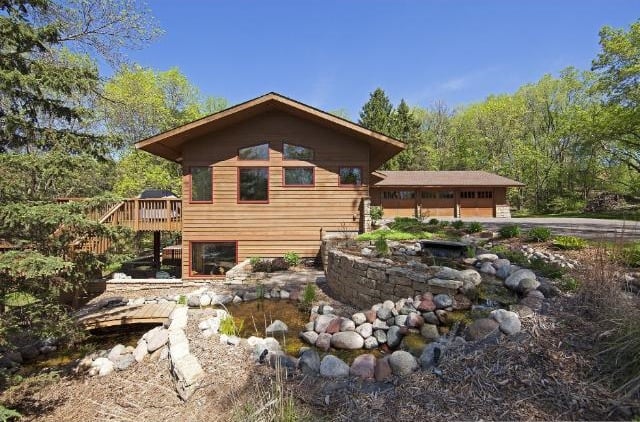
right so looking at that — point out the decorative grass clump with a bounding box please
[451,220,465,229]
[553,235,587,250]
[467,221,484,233]
[499,225,521,238]
[527,227,552,242]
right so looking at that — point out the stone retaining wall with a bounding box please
[326,249,468,309]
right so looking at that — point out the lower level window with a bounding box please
[191,242,236,276]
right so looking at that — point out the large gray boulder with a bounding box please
[265,320,288,336]
[459,269,482,286]
[419,342,444,370]
[146,327,169,352]
[387,325,403,348]
[319,355,349,378]
[490,309,521,335]
[314,315,337,333]
[355,322,373,339]
[435,267,461,280]
[330,332,365,349]
[433,294,453,309]
[388,350,418,376]
[466,318,500,341]
[298,349,320,376]
[420,324,439,340]
[505,269,536,290]
[352,312,367,325]
[300,331,318,345]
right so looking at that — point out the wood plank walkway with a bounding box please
[77,302,177,330]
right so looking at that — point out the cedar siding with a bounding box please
[180,110,370,277]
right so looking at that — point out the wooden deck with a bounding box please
[76,302,177,330]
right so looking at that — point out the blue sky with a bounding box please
[122,0,640,118]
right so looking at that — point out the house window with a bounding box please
[478,191,493,199]
[191,167,212,202]
[438,191,454,199]
[238,167,269,202]
[383,191,415,200]
[191,242,236,276]
[421,191,437,199]
[461,191,476,199]
[339,167,362,186]
[283,167,314,186]
[283,143,314,160]
[238,143,269,160]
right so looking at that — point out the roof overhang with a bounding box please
[135,92,405,170]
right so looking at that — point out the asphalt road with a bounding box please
[442,216,640,240]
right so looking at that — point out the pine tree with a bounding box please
[358,88,395,136]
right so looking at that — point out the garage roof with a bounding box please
[374,171,524,187]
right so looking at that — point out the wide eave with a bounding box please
[135,92,405,170]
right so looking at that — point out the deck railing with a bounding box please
[105,199,182,232]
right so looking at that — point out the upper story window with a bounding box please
[478,191,493,199]
[421,191,437,199]
[238,143,269,160]
[191,166,212,202]
[460,191,476,199]
[238,167,269,203]
[283,167,314,186]
[339,167,362,186]
[438,191,454,199]
[283,143,314,160]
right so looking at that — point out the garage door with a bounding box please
[459,190,494,217]
[419,190,455,218]
[381,190,417,218]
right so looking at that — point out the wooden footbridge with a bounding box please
[76,302,177,330]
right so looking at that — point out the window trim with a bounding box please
[189,166,213,204]
[237,166,270,204]
[237,142,270,161]
[338,166,363,187]
[282,142,315,161]
[282,166,315,187]
[188,240,238,279]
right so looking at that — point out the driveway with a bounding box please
[442,216,640,241]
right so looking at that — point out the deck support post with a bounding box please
[153,231,161,269]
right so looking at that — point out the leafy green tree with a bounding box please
[100,66,227,196]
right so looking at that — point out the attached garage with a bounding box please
[371,171,524,219]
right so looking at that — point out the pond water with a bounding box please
[19,324,157,376]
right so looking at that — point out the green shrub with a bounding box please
[467,221,483,233]
[558,275,580,292]
[428,218,439,225]
[374,235,389,256]
[621,242,640,267]
[439,220,450,227]
[249,256,261,267]
[491,244,529,266]
[529,257,565,279]
[219,314,244,336]
[283,251,300,267]
[251,259,272,272]
[499,225,521,238]
[370,206,383,220]
[302,283,316,308]
[553,235,587,250]
[390,217,426,233]
[451,220,465,229]
[0,405,21,422]
[527,227,552,242]
[177,295,187,305]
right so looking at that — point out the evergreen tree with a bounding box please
[387,99,423,170]
[358,88,395,136]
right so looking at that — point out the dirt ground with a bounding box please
[2,244,639,421]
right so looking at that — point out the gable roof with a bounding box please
[135,92,405,170]
[374,171,524,187]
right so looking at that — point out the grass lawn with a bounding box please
[357,229,434,241]
[512,209,640,221]
[4,291,39,307]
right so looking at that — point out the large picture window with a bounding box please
[191,166,212,202]
[283,143,314,160]
[339,167,362,186]
[238,167,269,202]
[191,242,236,276]
[238,143,269,160]
[283,167,314,186]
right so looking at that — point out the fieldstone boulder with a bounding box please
[387,326,403,348]
[428,278,463,290]
[420,324,439,340]
[266,320,288,336]
[422,312,439,325]
[433,294,453,309]
[376,307,393,321]
[314,315,337,333]
[417,297,436,312]
[479,261,496,275]
[352,312,366,325]
[435,267,461,280]
[331,332,364,349]
[113,353,136,371]
[490,309,521,335]
[518,278,540,293]
[394,315,408,326]
[364,310,377,323]
[364,336,379,349]
[374,356,392,381]
[91,357,114,376]
[133,341,147,363]
[355,322,373,339]
[187,295,200,307]
[325,318,342,334]
[477,253,499,262]
[493,258,510,269]
[350,354,376,379]
[372,319,390,330]
[108,344,126,362]
[509,304,534,319]
[298,349,320,376]
[319,355,349,378]
[340,318,356,332]
[406,313,424,328]
[459,269,482,286]
[505,269,537,290]
[373,329,387,344]
[315,333,332,351]
[146,328,169,353]
[466,318,500,341]
[419,342,444,369]
[199,294,212,307]
[388,350,418,376]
